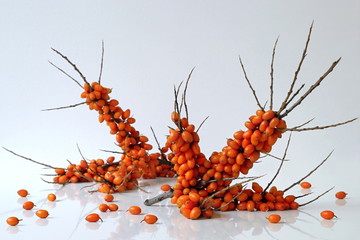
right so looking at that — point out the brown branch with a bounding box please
[278,22,313,114]
[196,116,209,133]
[279,57,342,118]
[279,83,305,113]
[270,36,279,110]
[284,118,357,132]
[48,61,83,89]
[283,150,333,192]
[3,147,61,169]
[262,153,290,161]
[238,55,264,111]
[180,67,195,120]
[51,48,91,87]
[41,102,89,111]
[299,187,334,207]
[295,192,313,199]
[144,189,174,206]
[263,133,292,193]
[150,127,173,167]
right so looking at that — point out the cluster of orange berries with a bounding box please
[235,182,299,212]
[209,109,286,179]
[162,109,289,219]
[53,81,175,193]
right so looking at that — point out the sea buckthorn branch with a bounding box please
[283,118,358,132]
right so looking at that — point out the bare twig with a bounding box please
[279,57,342,118]
[289,118,315,130]
[98,41,105,84]
[295,192,313,199]
[48,61,83,89]
[284,118,357,132]
[279,83,305,112]
[263,133,292,193]
[270,37,279,110]
[41,102,89,111]
[180,67,195,120]
[262,153,290,161]
[51,48,91,86]
[150,127,173,166]
[3,147,61,169]
[299,187,334,207]
[283,150,334,192]
[278,22,313,114]
[196,116,209,133]
[238,56,264,111]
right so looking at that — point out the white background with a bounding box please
[1,1,359,239]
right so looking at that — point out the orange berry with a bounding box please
[104,194,114,202]
[300,181,312,189]
[320,210,336,220]
[98,204,109,212]
[36,209,49,219]
[6,217,22,226]
[335,191,347,199]
[86,213,102,222]
[108,203,119,211]
[267,214,281,223]
[47,193,57,202]
[189,207,201,220]
[128,206,142,215]
[160,184,171,192]
[17,189,29,197]
[141,214,158,224]
[23,201,35,210]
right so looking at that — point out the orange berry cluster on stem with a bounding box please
[53,81,175,193]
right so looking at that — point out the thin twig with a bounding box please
[180,67,195,120]
[238,56,264,111]
[278,22,313,114]
[51,48,90,86]
[279,57,342,118]
[262,153,290,161]
[284,118,357,132]
[263,133,292,193]
[283,150,334,192]
[270,36,279,110]
[196,116,209,133]
[3,147,61,169]
[41,102,89,111]
[48,61,83,89]
[295,192,313,199]
[279,83,305,113]
[289,118,315,130]
[299,187,334,207]
[98,40,105,84]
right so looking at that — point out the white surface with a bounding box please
[1,1,360,239]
